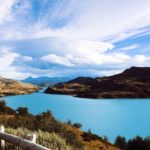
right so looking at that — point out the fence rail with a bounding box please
[0,125,51,150]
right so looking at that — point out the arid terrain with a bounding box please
[0,77,40,97]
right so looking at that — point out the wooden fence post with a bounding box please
[0,125,5,150]
[27,133,36,143]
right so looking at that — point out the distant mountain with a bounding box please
[0,77,39,97]
[22,76,74,86]
[44,67,150,98]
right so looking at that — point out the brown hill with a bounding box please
[0,77,40,97]
[44,67,150,98]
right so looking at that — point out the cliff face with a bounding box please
[0,77,40,97]
[44,67,150,99]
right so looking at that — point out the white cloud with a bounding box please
[0,47,19,67]
[14,0,31,15]
[28,0,150,43]
[39,39,115,66]
[0,0,150,79]
[47,39,114,55]
[0,69,31,80]
[0,0,16,24]
[1,0,150,42]
[0,47,34,79]
[95,69,124,77]
[41,52,131,67]
[134,55,150,64]
[41,54,75,67]
[0,47,22,79]
[113,55,150,68]
[119,44,140,51]
[21,56,33,62]
[40,39,117,67]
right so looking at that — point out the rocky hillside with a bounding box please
[44,67,150,98]
[0,77,40,97]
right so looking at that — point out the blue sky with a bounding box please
[0,0,150,79]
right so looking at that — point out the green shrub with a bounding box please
[0,103,84,150]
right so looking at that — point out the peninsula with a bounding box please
[44,67,150,99]
[0,77,39,97]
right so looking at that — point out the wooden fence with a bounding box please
[0,125,51,150]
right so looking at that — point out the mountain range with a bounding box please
[22,76,74,86]
[44,67,150,99]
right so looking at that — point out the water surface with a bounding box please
[1,91,150,142]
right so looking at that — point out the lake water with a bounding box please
[1,91,150,142]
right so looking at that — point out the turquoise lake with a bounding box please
[1,91,150,142]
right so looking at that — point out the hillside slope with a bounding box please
[44,67,150,98]
[0,101,119,150]
[0,77,39,97]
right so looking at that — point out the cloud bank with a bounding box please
[0,0,150,79]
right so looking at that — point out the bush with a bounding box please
[82,131,103,142]
[0,100,15,115]
[115,136,150,150]
[6,128,72,150]
[115,136,127,149]
[0,103,84,150]
[73,123,82,129]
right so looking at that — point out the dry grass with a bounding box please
[4,126,120,150]
[64,124,120,150]
[6,127,72,150]
[0,77,39,97]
